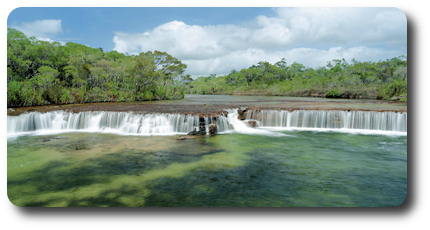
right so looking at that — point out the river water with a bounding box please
[7,96,407,207]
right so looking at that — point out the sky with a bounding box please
[7,7,407,77]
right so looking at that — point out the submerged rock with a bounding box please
[177,135,206,140]
[177,135,197,140]
[187,128,206,136]
[244,120,258,128]
[198,130,206,135]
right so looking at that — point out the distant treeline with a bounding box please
[182,56,407,101]
[7,28,187,107]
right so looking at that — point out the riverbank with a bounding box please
[7,94,407,117]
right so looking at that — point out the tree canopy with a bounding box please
[184,56,407,101]
[7,28,187,107]
[7,28,407,107]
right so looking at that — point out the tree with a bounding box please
[394,67,407,81]
[181,74,194,83]
[7,28,187,107]
[129,54,157,92]
[31,66,59,91]
[241,68,260,86]
[275,58,287,69]
[106,50,126,61]
[287,62,305,80]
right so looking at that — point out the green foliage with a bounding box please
[144,91,154,101]
[59,89,71,104]
[7,81,22,106]
[185,55,407,100]
[385,80,407,98]
[326,90,342,98]
[7,80,37,106]
[7,28,186,107]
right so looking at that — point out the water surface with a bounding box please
[7,130,407,207]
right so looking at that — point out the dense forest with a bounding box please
[183,56,407,101]
[7,28,187,107]
[7,28,407,108]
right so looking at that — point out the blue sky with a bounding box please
[8,7,275,51]
[7,7,407,77]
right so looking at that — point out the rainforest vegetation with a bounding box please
[182,56,407,101]
[7,28,187,107]
[7,28,407,108]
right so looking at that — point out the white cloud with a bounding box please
[113,21,250,59]
[112,8,407,76]
[12,19,63,42]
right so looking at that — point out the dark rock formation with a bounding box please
[237,108,248,120]
[208,124,217,135]
[187,128,206,136]
[198,117,207,135]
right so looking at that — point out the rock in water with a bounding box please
[187,128,198,135]
[197,130,206,135]
[198,117,206,135]
[209,124,217,135]
[187,128,206,136]
[187,129,198,135]
[177,135,204,140]
[237,108,248,120]
[244,120,258,128]
[177,136,187,140]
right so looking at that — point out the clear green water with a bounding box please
[7,131,407,207]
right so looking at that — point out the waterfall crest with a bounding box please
[245,110,407,132]
[7,109,407,136]
[7,111,229,136]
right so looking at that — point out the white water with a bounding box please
[7,111,229,136]
[222,109,287,136]
[7,109,407,137]
[245,110,407,133]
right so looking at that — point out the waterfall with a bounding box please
[7,109,407,137]
[245,110,407,132]
[7,110,229,136]
[223,109,286,136]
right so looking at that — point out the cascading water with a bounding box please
[7,110,230,136]
[224,109,286,136]
[245,109,407,133]
[7,109,407,137]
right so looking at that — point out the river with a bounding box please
[7,95,407,207]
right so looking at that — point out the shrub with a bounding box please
[71,87,85,103]
[144,90,154,100]
[46,87,63,104]
[385,80,407,98]
[7,81,21,106]
[59,89,71,104]
[326,89,342,98]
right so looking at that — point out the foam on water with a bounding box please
[222,109,288,137]
[7,109,407,138]
[246,109,407,133]
[259,127,407,136]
